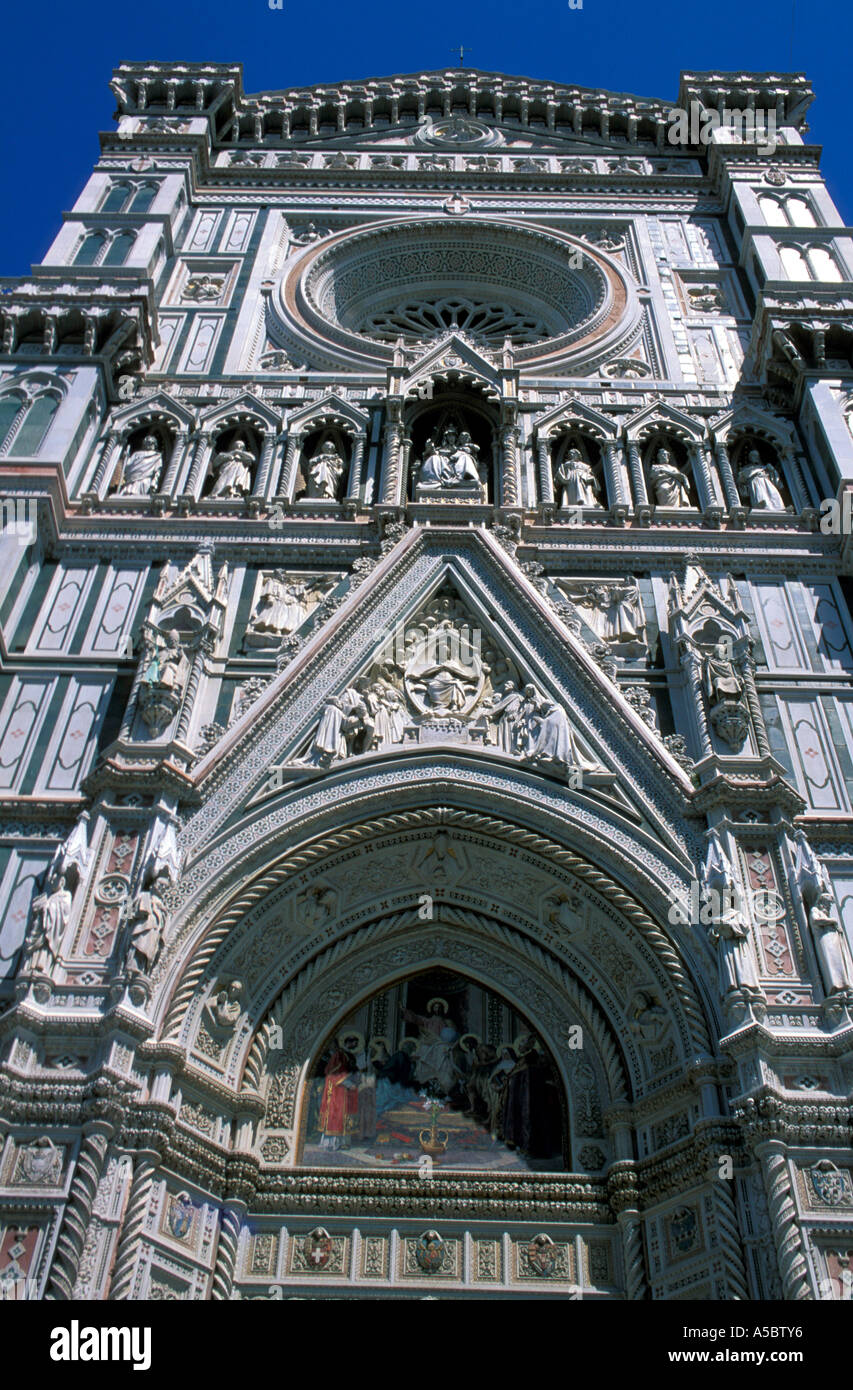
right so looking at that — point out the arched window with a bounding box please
[7,396,58,455]
[102,232,136,267]
[758,195,787,227]
[128,184,156,213]
[100,183,132,213]
[808,246,842,282]
[786,196,817,228]
[73,232,106,266]
[779,244,810,280]
[0,395,25,449]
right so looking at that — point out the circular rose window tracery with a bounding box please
[358,296,551,347]
[272,218,640,372]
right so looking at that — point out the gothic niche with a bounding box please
[697,619,750,751]
[644,437,696,510]
[203,425,260,500]
[731,437,789,511]
[295,429,348,502]
[299,969,568,1171]
[112,423,172,498]
[408,403,493,502]
[551,433,605,511]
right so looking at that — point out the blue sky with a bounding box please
[1,0,850,274]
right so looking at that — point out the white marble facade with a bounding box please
[0,63,851,1301]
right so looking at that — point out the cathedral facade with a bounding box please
[0,62,852,1301]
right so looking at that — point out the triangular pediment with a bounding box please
[188,528,696,872]
[400,335,502,399]
[285,392,370,434]
[534,396,619,440]
[625,399,705,441]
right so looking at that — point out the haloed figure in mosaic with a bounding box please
[301,971,566,1171]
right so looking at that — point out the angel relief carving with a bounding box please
[266,590,606,786]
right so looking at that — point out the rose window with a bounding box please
[357,296,551,347]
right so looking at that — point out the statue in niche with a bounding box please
[126,867,170,975]
[554,447,600,509]
[138,627,188,733]
[737,447,786,510]
[304,441,346,500]
[246,573,312,645]
[702,639,749,749]
[649,446,692,508]
[702,641,744,707]
[208,435,255,499]
[415,425,485,495]
[808,886,853,1001]
[25,870,72,974]
[118,434,163,497]
[702,835,763,1008]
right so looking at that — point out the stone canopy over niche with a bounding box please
[275,218,637,370]
[299,967,567,1172]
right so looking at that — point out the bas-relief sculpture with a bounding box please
[294,591,603,780]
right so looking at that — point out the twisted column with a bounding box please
[617,1212,648,1300]
[183,432,211,498]
[347,435,366,501]
[536,436,554,506]
[741,648,772,757]
[681,643,713,756]
[380,418,404,505]
[90,431,123,496]
[252,432,277,498]
[500,423,520,507]
[714,440,741,510]
[604,440,630,510]
[626,440,649,510]
[758,1145,811,1300]
[277,434,301,500]
[211,1201,246,1300]
[713,1182,751,1300]
[159,430,188,497]
[46,1128,110,1300]
[108,1154,160,1301]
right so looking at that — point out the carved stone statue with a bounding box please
[554,448,600,509]
[809,887,853,1000]
[303,681,369,766]
[138,628,188,733]
[415,425,484,495]
[25,871,72,974]
[738,448,786,510]
[208,436,255,499]
[649,447,692,508]
[702,835,763,1011]
[247,574,310,645]
[205,979,244,1035]
[702,639,749,748]
[304,441,346,500]
[126,868,169,975]
[118,434,163,497]
[487,679,525,754]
